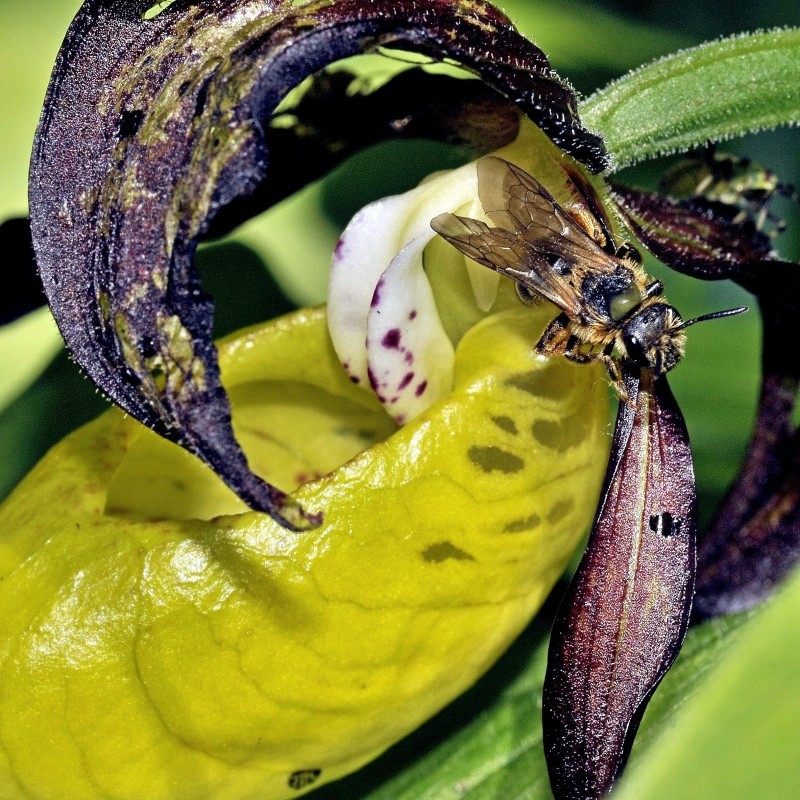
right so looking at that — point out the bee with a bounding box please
[430,156,745,401]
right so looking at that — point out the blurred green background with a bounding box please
[1,3,800,798]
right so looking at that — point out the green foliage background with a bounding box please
[1,1,799,798]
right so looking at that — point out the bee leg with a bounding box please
[593,341,635,405]
[535,313,574,357]
[602,355,633,406]
[537,315,594,365]
[538,314,604,367]
[563,337,594,365]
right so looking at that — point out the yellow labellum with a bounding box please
[0,305,607,799]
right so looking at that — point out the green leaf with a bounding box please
[582,27,800,170]
[502,0,690,75]
[0,309,63,415]
[616,564,800,800]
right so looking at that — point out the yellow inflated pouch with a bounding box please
[0,304,607,800]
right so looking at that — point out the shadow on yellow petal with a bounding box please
[0,305,608,800]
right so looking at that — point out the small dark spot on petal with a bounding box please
[409,310,418,320]
[650,512,681,537]
[193,82,209,118]
[334,237,346,261]
[118,108,144,140]
[371,277,385,308]
[547,498,574,524]
[422,541,475,563]
[506,361,575,400]
[398,372,415,390]
[382,328,401,349]
[491,415,518,435]
[415,380,428,397]
[503,514,541,533]
[532,411,592,450]
[532,419,562,449]
[468,446,525,474]
[288,769,322,791]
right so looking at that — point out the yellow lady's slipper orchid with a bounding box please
[0,293,607,798]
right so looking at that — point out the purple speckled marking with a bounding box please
[398,372,415,390]
[368,366,388,402]
[371,276,385,308]
[367,366,381,390]
[404,351,414,365]
[415,380,428,397]
[333,236,346,261]
[382,328,402,349]
[408,310,417,320]
[350,375,360,384]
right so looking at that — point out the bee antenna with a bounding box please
[678,306,749,331]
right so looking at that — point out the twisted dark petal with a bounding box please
[0,218,44,325]
[695,276,800,616]
[610,183,800,615]
[29,0,605,527]
[211,68,523,237]
[543,369,696,798]
[609,183,773,278]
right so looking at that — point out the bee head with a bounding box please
[621,302,686,377]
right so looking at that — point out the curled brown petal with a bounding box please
[29,0,605,527]
[609,183,773,279]
[695,287,800,616]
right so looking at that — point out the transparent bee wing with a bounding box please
[430,212,584,317]
[477,156,621,271]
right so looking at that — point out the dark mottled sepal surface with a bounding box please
[543,370,696,798]
[610,183,773,279]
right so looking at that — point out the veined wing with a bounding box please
[477,156,622,271]
[430,212,586,317]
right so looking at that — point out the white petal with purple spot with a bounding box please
[365,235,454,424]
[327,161,478,390]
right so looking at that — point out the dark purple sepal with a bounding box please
[609,181,800,614]
[29,0,605,526]
[610,184,773,280]
[543,369,697,798]
[695,285,800,617]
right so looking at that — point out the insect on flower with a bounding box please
[431,156,746,401]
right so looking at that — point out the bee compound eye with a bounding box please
[622,329,652,369]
